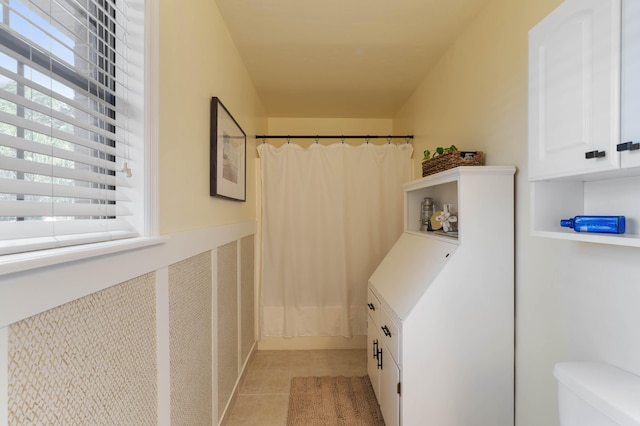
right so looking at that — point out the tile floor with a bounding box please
[223,349,368,426]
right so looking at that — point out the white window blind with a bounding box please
[0,0,141,255]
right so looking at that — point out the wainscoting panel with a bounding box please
[168,252,213,426]
[0,222,257,425]
[7,273,157,425]
[217,241,239,423]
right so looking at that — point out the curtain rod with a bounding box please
[256,135,413,141]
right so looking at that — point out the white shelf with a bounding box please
[405,166,516,241]
[405,230,459,243]
[532,230,640,248]
[531,175,640,247]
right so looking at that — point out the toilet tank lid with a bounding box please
[554,362,640,426]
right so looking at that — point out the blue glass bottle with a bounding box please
[560,216,626,234]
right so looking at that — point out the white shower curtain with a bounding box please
[257,142,413,337]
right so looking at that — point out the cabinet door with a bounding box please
[367,320,381,400]
[379,344,400,426]
[529,0,621,180]
[621,0,640,168]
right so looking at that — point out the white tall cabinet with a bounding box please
[528,0,640,247]
[368,166,515,426]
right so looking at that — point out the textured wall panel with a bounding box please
[8,273,157,426]
[217,241,238,421]
[240,235,255,365]
[169,252,212,426]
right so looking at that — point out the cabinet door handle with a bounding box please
[616,141,640,152]
[372,339,378,359]
[585,150,606,159]
[381,325,392,337]
[367,303,375,311]
[377,347,383,369]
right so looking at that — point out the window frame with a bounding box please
[0,0,159,260]
[0,0,159,272]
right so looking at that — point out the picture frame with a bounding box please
[210,97,246,201]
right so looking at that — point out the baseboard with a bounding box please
[258,335,367,350]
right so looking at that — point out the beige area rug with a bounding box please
[287,376,385,426]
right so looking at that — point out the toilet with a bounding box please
[554,362,640,426]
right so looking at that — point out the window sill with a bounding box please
[0,236,166,277]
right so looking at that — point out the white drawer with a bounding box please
[367,287,380,325]
[379,305,400,365]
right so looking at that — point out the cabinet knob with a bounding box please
[616,141,640,152]
[585,150,606,159]
[367,303,375,311]
[381,325,392,337]
[372,339,378,359]
[377,347,383,369]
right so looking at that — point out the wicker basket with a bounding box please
[421,151,484,177]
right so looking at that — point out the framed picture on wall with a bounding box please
[210,97,246,201]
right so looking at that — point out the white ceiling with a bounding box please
[215,0,492,118]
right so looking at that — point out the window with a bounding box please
[0,0,145,255]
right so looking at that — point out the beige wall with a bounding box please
[395,0,562,174]
[159,0,267,234]
[395,1,640,426]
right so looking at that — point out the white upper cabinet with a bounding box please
[529,0,621,180]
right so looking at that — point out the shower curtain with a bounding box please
[257,142,413,337]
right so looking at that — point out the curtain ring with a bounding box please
[365,136,370,144]
[341,136,345,144]
[387,136,392,144]
[315,136,319,144]
[287,136,291,144]
[262,138,266,144]
[405,137,411,144]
